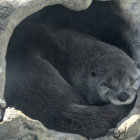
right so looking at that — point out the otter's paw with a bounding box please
[108,128,115,136]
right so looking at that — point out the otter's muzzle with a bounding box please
[117,92,130,102]
[107,89,137,106]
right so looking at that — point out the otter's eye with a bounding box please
[101,82,107,87]
[101,82,111,88]
[91,71,96,77]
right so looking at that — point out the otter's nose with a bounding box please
[117,92,130,102]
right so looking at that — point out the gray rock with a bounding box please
[0,107,87,140]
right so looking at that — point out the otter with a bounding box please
[4,22,140,138]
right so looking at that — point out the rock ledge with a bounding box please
[0,107,87,140]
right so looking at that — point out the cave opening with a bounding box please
[3,0,134,138]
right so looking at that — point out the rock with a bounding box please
[113,0,140,64]
[0,107,87,140]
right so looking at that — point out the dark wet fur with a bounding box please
[5,23,134,138]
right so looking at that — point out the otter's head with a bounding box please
[88,45,140,106]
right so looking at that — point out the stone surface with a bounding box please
[0,107,87,140]
[113,0,140,64]
[1,106,140,140]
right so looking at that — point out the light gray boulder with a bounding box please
[0,107,87,140]
[113,0,140,64]
[97,0,140,64]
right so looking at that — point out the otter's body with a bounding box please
[5,23,140,138]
